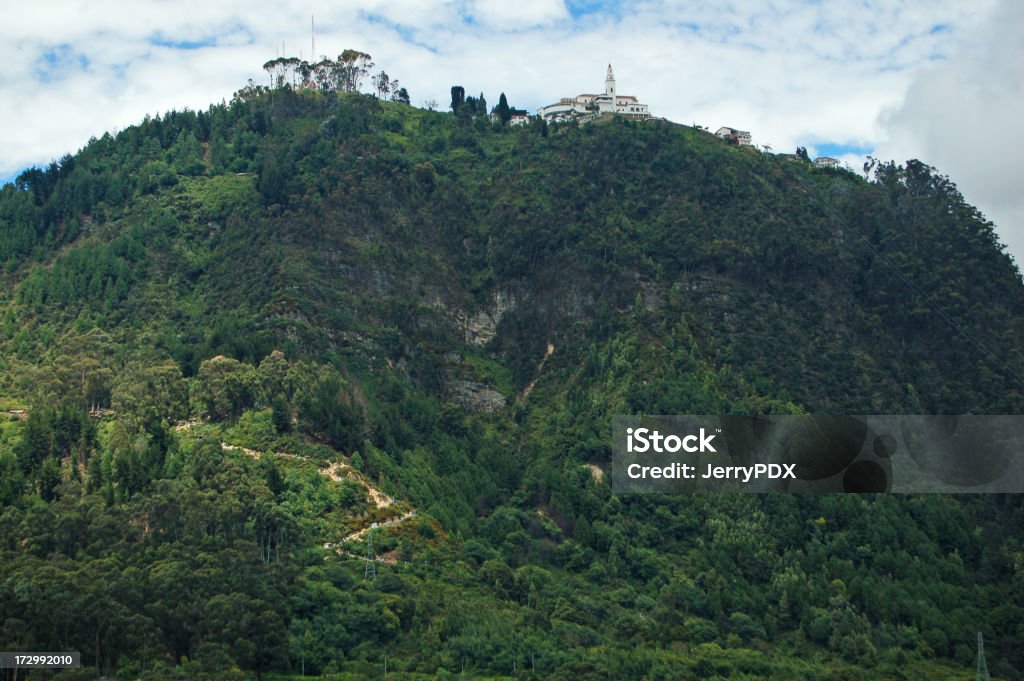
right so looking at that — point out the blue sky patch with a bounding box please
[151,36,217,50]
[150,24,251,51]
[0,167,29,188]
[34,45,89,83]
[566,0,622,20]
[814,142,873,158]
[361,13,438,53]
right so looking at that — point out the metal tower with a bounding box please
[977,631,990,681]
[364,533,377,580]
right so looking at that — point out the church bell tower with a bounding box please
[605,63,616,97]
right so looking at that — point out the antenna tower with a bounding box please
[311,15,316,61]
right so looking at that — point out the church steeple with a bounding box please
[605,63,615,97]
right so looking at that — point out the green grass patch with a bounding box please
[463,353,515,395]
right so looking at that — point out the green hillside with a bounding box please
[0,84,1022,680]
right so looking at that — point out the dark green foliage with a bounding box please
[302,377,364,454]
[449,85,465,113]
[193,356,255,420]
[449,85,490,122]
[0,86,1022,680]
[38,456,61,501]
[271,394,291,433]
[391,86,410,105]
[494,92,512,124]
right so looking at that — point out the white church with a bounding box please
[537,65,651,123]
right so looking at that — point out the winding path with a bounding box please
[216,439,419,555]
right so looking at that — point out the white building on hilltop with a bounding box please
[537,65,651,123]
[715,126,752,146]
[509,108,529,126]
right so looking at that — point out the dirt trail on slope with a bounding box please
[319,461,394,510]
[519,342,555,400]
[221,442,262,459]
[218,443,398,511]
[339,510,417,543]
[215,440,418,551]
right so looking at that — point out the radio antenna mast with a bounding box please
[311,15,316,61]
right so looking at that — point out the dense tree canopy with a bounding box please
[0,82,1022,680]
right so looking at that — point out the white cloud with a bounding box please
[0,0,1018,263]
[349,0,459,33]
[874,0,1024,262]
[470,0,569,28]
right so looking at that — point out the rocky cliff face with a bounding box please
[459,291,515,347]
[447,379,507,412]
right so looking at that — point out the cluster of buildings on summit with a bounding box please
[510,64,842,170]
[713,126,839,169]
[535,64,651,123]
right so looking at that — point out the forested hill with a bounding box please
[0,84,1022,680]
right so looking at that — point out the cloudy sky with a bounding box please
[1,0,1021,262]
